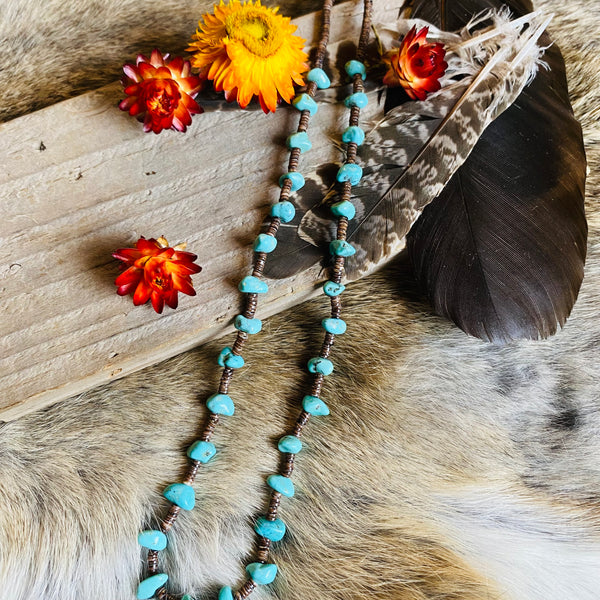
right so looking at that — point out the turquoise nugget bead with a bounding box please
[279,171,305,191]
[342,125,365,146]
[323,280,345,297]
[234,314,262,334]
[330,240,356,257]
[217,346,233,367]
[217,347,244,369]
[293,93,318,115]
[163,483,195,510]
[345,59,367,79]
[187,440,216,463]
[137,574,168,600]
[138,530,167,551]
[225,354,244,369]
[322,317,347,335]
[286,132,312,153]
[302,395,330,416]
[253,233,277,253]
[278,435,303,454]
[207,393,235,416]
[344,92,368,108]
[182,595,195,600]
[267,474,295,497]
[307,357,334,375]
[337,163,363,185]
[218,587,234,600]
[238,275,268,294]
[331,200,356,220]
[271,201,296,223]
[246,563,278,585]
[255,516,287,541]
[306,67,331,89]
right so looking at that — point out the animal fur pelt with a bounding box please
[1,1,600,600]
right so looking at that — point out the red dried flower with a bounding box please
[113,237,202,314]
[119,49,203,134]
[383,26,447,101]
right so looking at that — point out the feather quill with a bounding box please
[265,10,549,281]
[405,0,587,342]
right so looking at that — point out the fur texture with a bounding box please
[1,0,600,599]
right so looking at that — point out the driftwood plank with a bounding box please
[0,0,400,421]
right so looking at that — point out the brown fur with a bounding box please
[1,1,600,599]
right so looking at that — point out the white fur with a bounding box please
[437,489,600,599]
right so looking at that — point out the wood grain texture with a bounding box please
[0,0,399,421]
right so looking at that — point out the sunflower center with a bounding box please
[225,8,284,58]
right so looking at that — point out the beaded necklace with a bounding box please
[136,1,373,598]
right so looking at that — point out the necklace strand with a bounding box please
[137,2,373,598]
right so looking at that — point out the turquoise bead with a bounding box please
[234,314,262,335]
[255,516,287,541]
[238,275,268,294]
[187,440,216,463]
[286,132,312,153]
[207,393,235,416]
[182,595,194,600]
[271,201,296,223]
[218,587,234,600]
[293,93,318,115]
[302,395,330,416]
[278,435,303,454]
[307,357,334,375]
[337,163,363,185]
[344,92,368,108]
[322,317,347,335]
[306,67,331,89]
[225,354,244,369]
[217,346,232,367]
[253,233,277,253]
[267,474,295,497]
[331,200,356,220]
[279,171,305,191]
[246,562,278,585]
[138,530,167,551]
[323,281,345,297]
[137,573,168,600]
[163,483,195,511]
[345,59,367,79]
[342,125,365,146]
[217,347,244,369]
[330,240,356,257]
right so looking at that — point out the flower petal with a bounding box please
[151,291,165,314]
[112,248,142,262]
[115,267,142,286]
[133,280,152,305]
[164,291,179,309]
[171,274,196,296]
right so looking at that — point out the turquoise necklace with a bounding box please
[136,1,373,598]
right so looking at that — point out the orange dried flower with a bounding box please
[113,237,202,314]
[188,0,308,113]
[119,49,203,134]
[383,26,447,101]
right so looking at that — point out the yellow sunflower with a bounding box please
[188,0,308,113]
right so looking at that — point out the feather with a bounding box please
[405,0,587,342]
[265,9,549,282]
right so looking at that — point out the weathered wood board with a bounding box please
[0,1,400,421]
